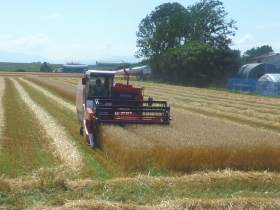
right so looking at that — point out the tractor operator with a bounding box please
[90,79,107,96]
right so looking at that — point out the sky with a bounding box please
[1,0,280,64]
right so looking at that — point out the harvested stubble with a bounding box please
[31,198,280,210]
[20,78,76,113]
[12,79,84,175]
[26,75,77,101]
[47,76,82,86]
[2,170,280,209]
[100,109,280,173]
[18,78,111,179]
[1,78,63,176]
[126,81,280,132]
[0,77,5,150]
[145,85,280,112]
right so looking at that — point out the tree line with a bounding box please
[133,0,274,87]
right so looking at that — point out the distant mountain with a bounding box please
[0,51,47,63]
[0,51,141,65]
[99,56,141,64]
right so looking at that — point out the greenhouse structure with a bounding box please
[227,63,280,96]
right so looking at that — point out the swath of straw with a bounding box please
[20,78,76,113]
[0,77,5,151]
[12,79,84,174]
[29,197,280,210]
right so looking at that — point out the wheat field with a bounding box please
[1,73,280,209]
[49,76,280,129]
[46,75,280,173]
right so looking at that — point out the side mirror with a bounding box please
[82,77,87,85]
[141,87,145,90]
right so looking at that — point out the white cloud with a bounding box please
[0,34,52,56]
[268,22,280,28]
[233,34,255,45]
[2,14,62,21]
[272,42,280,53]
[254,24,266,29]
[230,35,280,54]
[254,22,280,29]
[28,13,63,20]
[45,13,62,19]
[0,35,12,40]
[0,35,138,63]
[230,34,258,52]
[45,41,137,61]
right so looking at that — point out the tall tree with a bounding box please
[135,0,237,59]
[135,0,238,86]
[187,0,237,49]
[159,42,241,87]
[135,2,187,60]
[40,62,52,72]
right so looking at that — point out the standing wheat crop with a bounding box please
[100,109,280,173]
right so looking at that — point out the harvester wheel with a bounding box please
[80,127,83,136]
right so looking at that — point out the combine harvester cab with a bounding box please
[76,65,171,147]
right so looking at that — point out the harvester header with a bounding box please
[76,65,171,147]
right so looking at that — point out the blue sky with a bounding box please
[1,0,280,64]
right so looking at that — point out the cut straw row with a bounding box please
[20,78,76,113]
[31,197,280,210]
[12,79,84,173]
[0,77,5,150]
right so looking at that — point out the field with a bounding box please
[1,72,280,209]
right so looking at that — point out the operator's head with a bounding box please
[96,79,101,87]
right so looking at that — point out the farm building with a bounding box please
[66,61,80,65]
[96,61,124,70]
[228,63,280,95]
[235,63,280,79]
[253,53,280,69]
[62,64,88,73]
[258,74,280,96]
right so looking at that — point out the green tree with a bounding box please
[241,45,274,64]
[40,62,52,72]
[115,63,131,70]
[158,42,240,87]
[159,42,214,86]
[187,0,237,49]
[135,0,238,86]
[135,2,187,59]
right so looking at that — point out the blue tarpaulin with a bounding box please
[227,77,280,96]
[227,78,258,93]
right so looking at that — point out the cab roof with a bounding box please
[85,70,116,76]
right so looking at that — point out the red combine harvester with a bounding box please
[76,65,171,147]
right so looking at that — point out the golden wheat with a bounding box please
[100,109,280,172]
[41,75,280,172]
[12,79,84,174]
